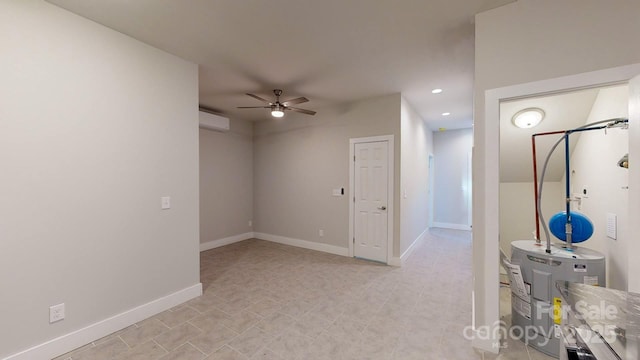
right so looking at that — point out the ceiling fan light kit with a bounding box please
[271,104,284,118]
[238,89,316,118]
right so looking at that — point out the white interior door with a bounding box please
[354,141,388,262]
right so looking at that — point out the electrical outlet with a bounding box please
[248,220,252,227]
[161,196,171,210]
[50,303,65,323]
[319,229,324,237]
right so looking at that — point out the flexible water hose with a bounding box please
[536,118,627,253]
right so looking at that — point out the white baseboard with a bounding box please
[4,283,202,360]
[472,333,500,355]
[200,232,255,252]
[200,231,349,259]
[387,257,401,266]
[254,232,349,257]
[388,228,428,267]
[432,222,472,231]
[402,228,428,264]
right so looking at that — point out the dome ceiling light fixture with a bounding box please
[512,107,545,129]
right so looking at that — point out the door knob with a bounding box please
[378,206,387,210]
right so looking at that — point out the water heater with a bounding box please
[510,240,605,358]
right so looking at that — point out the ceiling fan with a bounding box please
[238,89,316,117]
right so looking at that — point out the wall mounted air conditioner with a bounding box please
[199,110,230,132]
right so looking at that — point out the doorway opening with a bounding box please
[474,63,640,354]
[498,83,630,358]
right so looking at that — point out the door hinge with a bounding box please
[353,155,356,162]
[353,237,355,243]
[353,196,355,203]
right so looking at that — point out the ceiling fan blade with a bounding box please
[237,106,271,109]
[282,97,309,106]
[245,93,271,104]
[287,106,316,116]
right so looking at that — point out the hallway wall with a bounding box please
[0,2,200,358]
[433,128,473,229]
[200,118,253,245]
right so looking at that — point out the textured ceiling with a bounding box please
[47,0,515,129]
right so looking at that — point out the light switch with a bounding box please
[161,196,171,210]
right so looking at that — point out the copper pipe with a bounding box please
[531,130,565,242]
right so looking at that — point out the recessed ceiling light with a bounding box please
[432,88,443,94]
[442,112,450,116]
[512,108,545,129]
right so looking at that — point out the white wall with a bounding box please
[474,0,640,352]
[499,182,563,256]
[0,1,199,358]
[566,86,629,289]
[253,94,401,255]
[200,118,253,244]
[400,97,434,256]
[433,128,473,228]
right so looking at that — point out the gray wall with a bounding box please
[433,128,473,227]
[253,94,402,255]
[474,0,640,343]
[210,93,433,260]
[499,181,563,256]
[400,98,434,255]
[0,1,199,357]
[200,119,253,243]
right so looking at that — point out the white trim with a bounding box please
[200,232,254,252]
[389,227,429,266]
[253,232,349,257]
[432,222,472,231]
[387,257,402,266]
[3,284,202,360]
[476,63,640,354]
[471,331,502,355]
[427,153,435,228]
[467,151,473,228]
[629,74,640,292]
[348,135,395,265]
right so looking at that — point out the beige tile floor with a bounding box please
[54,229,553,360]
